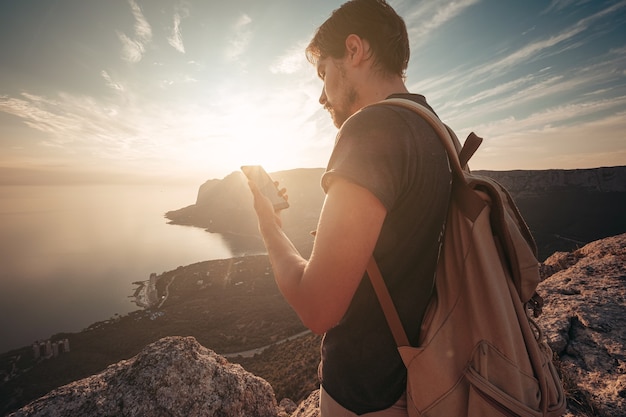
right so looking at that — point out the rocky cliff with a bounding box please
[474,166,626,197]
[166,168,325,256]
[9,234,626,417]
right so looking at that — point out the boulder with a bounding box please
[9,336,277,417]
[537,233,626,416]
[289,390,320,417]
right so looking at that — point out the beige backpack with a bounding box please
[367,98,567,416]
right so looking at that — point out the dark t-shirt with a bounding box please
[319,94,452,414]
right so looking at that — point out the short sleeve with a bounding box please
[322,105,415,212]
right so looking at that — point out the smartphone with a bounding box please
[241,165,290,210]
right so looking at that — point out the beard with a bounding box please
[325,62,358,128]
[326,85,358,128]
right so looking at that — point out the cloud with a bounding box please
[2,0,622,182]
[117,32,145,63]
[270,41,309,75]
[435,43,626,125]
[101,70,124,92]
[465,107,626,170]
[117,0,153,63]
[0,91,139,158]
[400,0,626,172]
[226,14,252,61]
[542,0,594,15]
[0,71,327,179]
[577,0,626,27]
[128,0,152,42]
[483,26,586,75]
[420,0,626,102]
[168,8,188,53]
[468,96,626,139]
[411,0,626,121]
[402,0,481,48]
[0,94,75,140]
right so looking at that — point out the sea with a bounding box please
[0,184,250,354]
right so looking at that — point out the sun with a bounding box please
[234,132,291,173]
[171,87,332,180]
[218,109,305,175]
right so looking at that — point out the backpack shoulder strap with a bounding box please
[382,98,486,219]
[367,257,410,347]
[381,98,481,177]
[365,98,483,348]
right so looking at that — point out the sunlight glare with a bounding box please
[229,117,293,173]
[210,97,305,175]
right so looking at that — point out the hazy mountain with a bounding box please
[166,166,626,260]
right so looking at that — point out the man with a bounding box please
[248,0,451,415]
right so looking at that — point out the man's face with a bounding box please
[316,56,358,128]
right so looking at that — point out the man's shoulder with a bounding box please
[378,93,436,116]
[343,93,433,134]
[387,93,428,104]
[358,93,431,117]
[343,97,411,129]
[339,105,404,140]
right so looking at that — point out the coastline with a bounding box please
[1,253,309,414]
[131,274,178,310]
[0,183,235,355]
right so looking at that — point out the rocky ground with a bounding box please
[537,234,626,417]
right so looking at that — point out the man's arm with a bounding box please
[249,176,386,334]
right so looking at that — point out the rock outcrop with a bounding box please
[166,168,326,256]
[537,233,626,417]
[9,234,626,417]
[8,337,278,417]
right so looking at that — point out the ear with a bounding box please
[344,34,368,66]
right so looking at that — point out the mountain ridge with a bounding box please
[166,165,626,260]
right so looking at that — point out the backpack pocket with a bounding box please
[465,340,542,417]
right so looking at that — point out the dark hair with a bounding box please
[306,0,409,78]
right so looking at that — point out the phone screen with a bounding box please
[241,165,289,210]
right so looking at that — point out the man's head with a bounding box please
[306,0,410,79]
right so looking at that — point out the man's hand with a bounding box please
[248,180,287,230]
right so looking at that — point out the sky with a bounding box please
[0,0,625,185]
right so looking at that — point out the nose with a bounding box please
[319,88,327,106]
